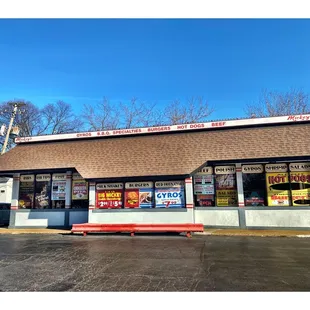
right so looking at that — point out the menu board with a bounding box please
[125,182,154,208]
[194,170,215,206]
[51,181,66,200]
[51,174,66,201]
[194,184,214,195]
[19,175,35,209]
[35,174,51,209]
[266,173,290,206]
[96,183,123,209]
[215,174,237,206]
[155,181,185,208]
[72,180,88,200]
[194,174,213,184]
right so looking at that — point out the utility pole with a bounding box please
[1,102,25,155]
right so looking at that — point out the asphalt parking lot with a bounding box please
[0,233,310,291]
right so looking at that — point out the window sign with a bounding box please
[242,164,264,174]
[265,164,288,173]
[20,175,35,182]
[194,168,215,206]
[196,166,213,175]
[19,175,35,209]
[290,171,310,206]
[51,174,66,201]
[36,174,51,182]
[52,173,66,181]
[289,163,310,172]
[35,174,51,209]
[194,174,213,184]
[72,179,88,200]
[266,173,290,206]
[215,172,237,206]
[72,172,83,180]
[155,181,185,208]
[215,166,236,175]
[125,182,154,208]
[96,183,123,209]
[71,173,88,208]
[194,184,214,195]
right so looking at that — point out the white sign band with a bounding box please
[14,114,310,144]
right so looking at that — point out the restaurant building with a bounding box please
[0,114,310,230]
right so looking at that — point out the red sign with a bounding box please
[125,190,140,208]
[96,190,122,209]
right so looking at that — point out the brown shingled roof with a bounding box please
[1,124,310,179]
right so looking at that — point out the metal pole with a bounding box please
[1,104,18,155]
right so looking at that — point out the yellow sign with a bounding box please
[266,173,290,206]
[72,180,88,200]
[216,190,237,206]
[290,171,310,206]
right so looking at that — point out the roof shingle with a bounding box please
[1,124,309,179]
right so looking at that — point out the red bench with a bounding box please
[71,223,204,238]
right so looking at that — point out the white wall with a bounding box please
[245,210,310,228]
[14,211,65,227]
[12,210,88,227]
[0,178,13,204]
[89,209,193,224]
[195,209,240,227]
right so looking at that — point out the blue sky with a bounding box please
[0,19,309,120]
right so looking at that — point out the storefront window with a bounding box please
[34,174,51,209]
[71,173,89,209]
[96,183,123,209]
[242,164,266,206]
[193,167,215,206]
[51,173,66,209]
[289,163,310,206]
[265,163,291,206]
[155,181,185,208]
[215,166,237,206]
[125,182,154,208]
[19,175,35,209]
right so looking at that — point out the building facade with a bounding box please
[1,114,310,230]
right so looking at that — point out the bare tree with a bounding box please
[0,99,84,151]
[41,101,83,134]
[164,97,214,125]
[82,98,119,131]
[0,100,44,150]
[245,89,310,118]
[83,97,160,130]
[0,100,46,138]
[119,97,158,128]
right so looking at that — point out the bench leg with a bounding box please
[83,232,87,237]
[186,232,192,238]
[130,232,135,237]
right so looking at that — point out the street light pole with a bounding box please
[1,102,25,155]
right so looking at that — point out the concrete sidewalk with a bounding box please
[0,227,71,234]
[1,227,310,237]
[198,229,310,237]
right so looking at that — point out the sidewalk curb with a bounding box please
[1,228,310,238]
[0,229,71,235]
[194,230,310,238]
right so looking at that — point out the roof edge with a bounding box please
[14,113,310,145]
